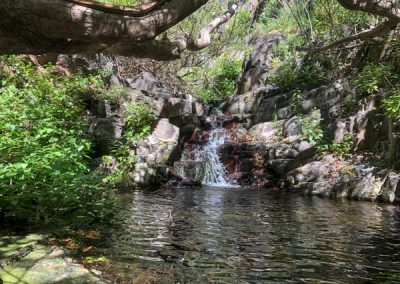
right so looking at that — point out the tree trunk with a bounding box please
[0,0,208,59]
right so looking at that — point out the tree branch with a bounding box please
[298,0,400,53]
[65,0,168,16]
[186,3,239,51]
[336,0,400,21]
[297,20,396,52]
[0,0,209,56]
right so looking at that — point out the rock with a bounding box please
[129,119,180,188]
[248,121,280,141]
[380,171,400,203]
[0,235,105,284]
[236,32,284,95]
[225,86,280,116]
[351,170,387,201]
[152,119,180,143]
[89,117,123,156]
[193,100,205,116]
[297,140,316,152]
[252,80,346,124]
[160,98,193,118]
[127,71,173,97]
[288,161,327,184]
[283,116,301,137]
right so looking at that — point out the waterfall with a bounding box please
[176,118,238,188]
[199,128,236,187]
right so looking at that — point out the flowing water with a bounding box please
[96,188,400,283]
[176,117,238,188]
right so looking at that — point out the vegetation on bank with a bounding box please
[0,57,114,225]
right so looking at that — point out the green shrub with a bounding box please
[383,91,400,119]
[0,56,114,225]
[269,61,326,92]
[317,133,354,158]
[353,63,397,95]
[299,110,324,143]
[195,55,242,101]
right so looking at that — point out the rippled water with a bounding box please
[98,187,400,283]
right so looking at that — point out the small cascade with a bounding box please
[175,114,239,188]
[198,127,236,187]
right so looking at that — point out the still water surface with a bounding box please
[99,187,400,283]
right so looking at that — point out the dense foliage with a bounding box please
[0,57,114,225]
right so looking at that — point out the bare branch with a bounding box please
[175,3,239,52]
[298,20,395,52]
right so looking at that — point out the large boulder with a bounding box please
[248,121,280,141]
[131,119,180,187]
[252,80,346,124]
[126,72,173,97]
[236,32,284,95]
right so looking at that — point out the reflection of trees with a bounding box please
[105,189,400,282]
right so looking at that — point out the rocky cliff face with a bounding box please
[221,34,400,203]
[83,40,399,203]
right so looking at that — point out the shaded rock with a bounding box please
[127,71,172,97]
[237,32,284,95]
[380,171,400,203]
[252,80,346,124]
[283,116,301,137]
[89,117,123,156]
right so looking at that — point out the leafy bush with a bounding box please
[353,63,397,95]
[0,57,114,225]
[317,133,354,158]
[383,91,400,119]
[299,110,324,143]
[353,63,400,119]
[268,61,327,92]
[195,55,242,101]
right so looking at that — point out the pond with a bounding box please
[96,187,400,283]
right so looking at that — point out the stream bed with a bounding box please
[93,187,400,283]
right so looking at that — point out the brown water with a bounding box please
[97,187,400,283]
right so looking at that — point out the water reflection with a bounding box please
[102,187,400,283]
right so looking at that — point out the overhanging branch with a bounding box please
[65,0,168,16]
[298,20,396,52]
[298,0,400,53]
